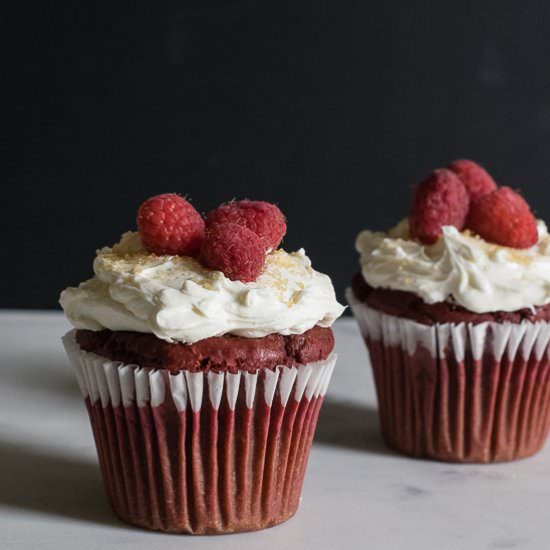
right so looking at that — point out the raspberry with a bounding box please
[448,159,497,202]
[466,187,538,249]
[206,200,286,251]
[200,223,265,282]
[409,169,470,244]
[137,193,205,256]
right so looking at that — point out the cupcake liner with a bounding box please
[62,330,336,534]
[347,289,550,463]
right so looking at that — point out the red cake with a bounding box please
[76,325,335,373]
[61,195,344,533]
[350,161,550,463]
[352,273,550,326]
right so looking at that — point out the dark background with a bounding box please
[5,1,550,310]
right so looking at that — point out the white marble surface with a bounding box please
[1,311,550,550]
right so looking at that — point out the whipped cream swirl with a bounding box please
[60,232,345,343]
[356,219,550,313]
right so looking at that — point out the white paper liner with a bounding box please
[347,288,550,462]
[62,330,336,411]
[347,288,550,362]
[62,329,337,533]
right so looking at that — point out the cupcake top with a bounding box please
[356,160,550,314]
[60,195,344,343]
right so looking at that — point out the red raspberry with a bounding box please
[206,200,286,251]
[137,193,205,256]
[200,223,265,282]
[448,159,497,202]
[409,169,470,244]
[466,187,538,249]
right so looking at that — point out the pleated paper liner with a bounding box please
[62,330,337,534]
[347,289,550,463]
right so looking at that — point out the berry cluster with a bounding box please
[409,160,538,249]
[136,195,286,282]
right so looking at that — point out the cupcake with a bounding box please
[349,160,550,463]
[60,194,344,533]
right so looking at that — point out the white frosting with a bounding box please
[60,232,345,343]
[356,219,550,314]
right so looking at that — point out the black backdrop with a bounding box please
[5,1,550,310]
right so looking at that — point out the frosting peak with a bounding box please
[356,219,550,314]
[60,232,344,343]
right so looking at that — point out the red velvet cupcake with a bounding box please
[60,196,344,533]
[349,163,550,463]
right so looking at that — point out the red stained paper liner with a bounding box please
[62,331,336,534]
[347,289,550,463]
